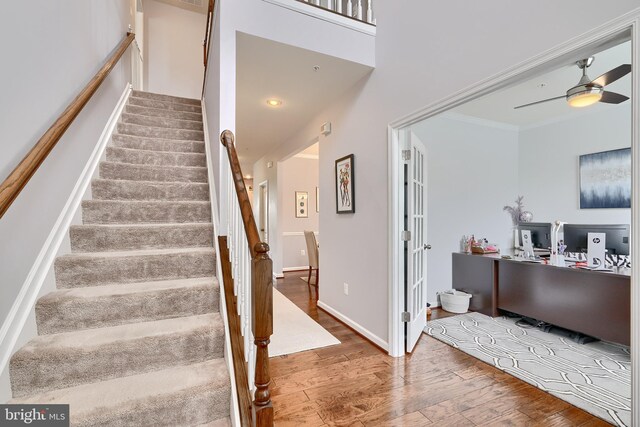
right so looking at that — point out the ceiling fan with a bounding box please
[514,57,631,109]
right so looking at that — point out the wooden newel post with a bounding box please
[252,241,273,426]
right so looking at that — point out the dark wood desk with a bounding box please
[452,252,631,345]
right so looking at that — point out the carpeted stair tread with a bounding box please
[36,277,219,335]
[10,313,224,397]
[106,146,206,167]
[125,104,203,122]
[92,179,210,201]
[132,90,201,106]
[11,358,230,427]
[121,112,204,131]
[111,133,205,153]
[129,96,201,113]
[197,419,232,427]
[54,247,215,288]
[100,161,208,183]
[70,223,214,252]
[118,122,204,141]
[82,199,211,224]
[7,90,230,424]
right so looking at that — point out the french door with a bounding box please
[405,134,428,353]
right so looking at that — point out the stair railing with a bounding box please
[220,130,273,426]
[0,32,135,219]
[301,0,375,24]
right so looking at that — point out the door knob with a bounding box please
[424,244,432,250]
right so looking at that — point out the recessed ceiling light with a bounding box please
[266,99,283,107]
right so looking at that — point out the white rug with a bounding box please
[427,312,631,426]
[270,289,340,357]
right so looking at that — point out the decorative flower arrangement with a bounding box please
[503,196,532,225]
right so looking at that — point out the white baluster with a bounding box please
[327,0,334,11]
[336,0,342,14]
[347,0,352,17]
[356,0,363,20]
[366,0,373,23]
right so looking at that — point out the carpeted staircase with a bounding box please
[9,91,231,426]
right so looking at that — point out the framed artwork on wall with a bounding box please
[316,187,319,213]
[579,148,631,209]
[295,191,308,218]
[335,154,355,214]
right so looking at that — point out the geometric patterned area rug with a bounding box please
[426,312,631,426]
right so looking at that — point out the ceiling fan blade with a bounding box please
[599,91,629,104]
[591,64,631,87]
[514,95,566,110]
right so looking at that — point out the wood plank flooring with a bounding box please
[271,271,608,426]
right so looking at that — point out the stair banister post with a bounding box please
[347,0,353,17]
[336,0,343,14]
[356,0,363,20]
[252,241,273,426]
[366,0,373,23]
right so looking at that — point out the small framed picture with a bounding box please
[316,187,319,213]
[295,191,308,218]
[335,154,355,214]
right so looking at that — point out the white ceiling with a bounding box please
[294,142,320,159]
[453,41,631,127]
[236,33,373,171]
[150,0,207,14]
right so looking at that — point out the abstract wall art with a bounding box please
[579,148,631,209]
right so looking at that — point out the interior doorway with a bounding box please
[388,21,638,426]
[258,181,269,243]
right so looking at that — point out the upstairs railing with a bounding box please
[300,0,375,24]
[220,130,274,426]
[0,32,135,219]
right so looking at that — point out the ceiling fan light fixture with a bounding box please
[566,86,603,108]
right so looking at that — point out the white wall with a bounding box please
[143,0,205,99]
[279,156,319,269]
[204,0,640,347]
[251,1,640,348]
[411,116,519,304]
[0,0,132,401]
[202,0,375,236]
[519,104,632,225]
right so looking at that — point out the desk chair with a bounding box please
[304,231,319,301]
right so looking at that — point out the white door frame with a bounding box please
[387,10,640,425]
[258,180,269,243]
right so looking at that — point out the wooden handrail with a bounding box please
[0,32,135,219]
[221,130,262,257]
[202,0,215,96]
[203,0,214,67]
[221,130,274,427]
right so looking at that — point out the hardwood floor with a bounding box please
[271,271,608,426]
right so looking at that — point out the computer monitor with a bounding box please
[518,222,552,249]
[563,224,630,255]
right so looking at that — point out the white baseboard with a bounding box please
[0,83,132,377]
[317,301,389,351]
